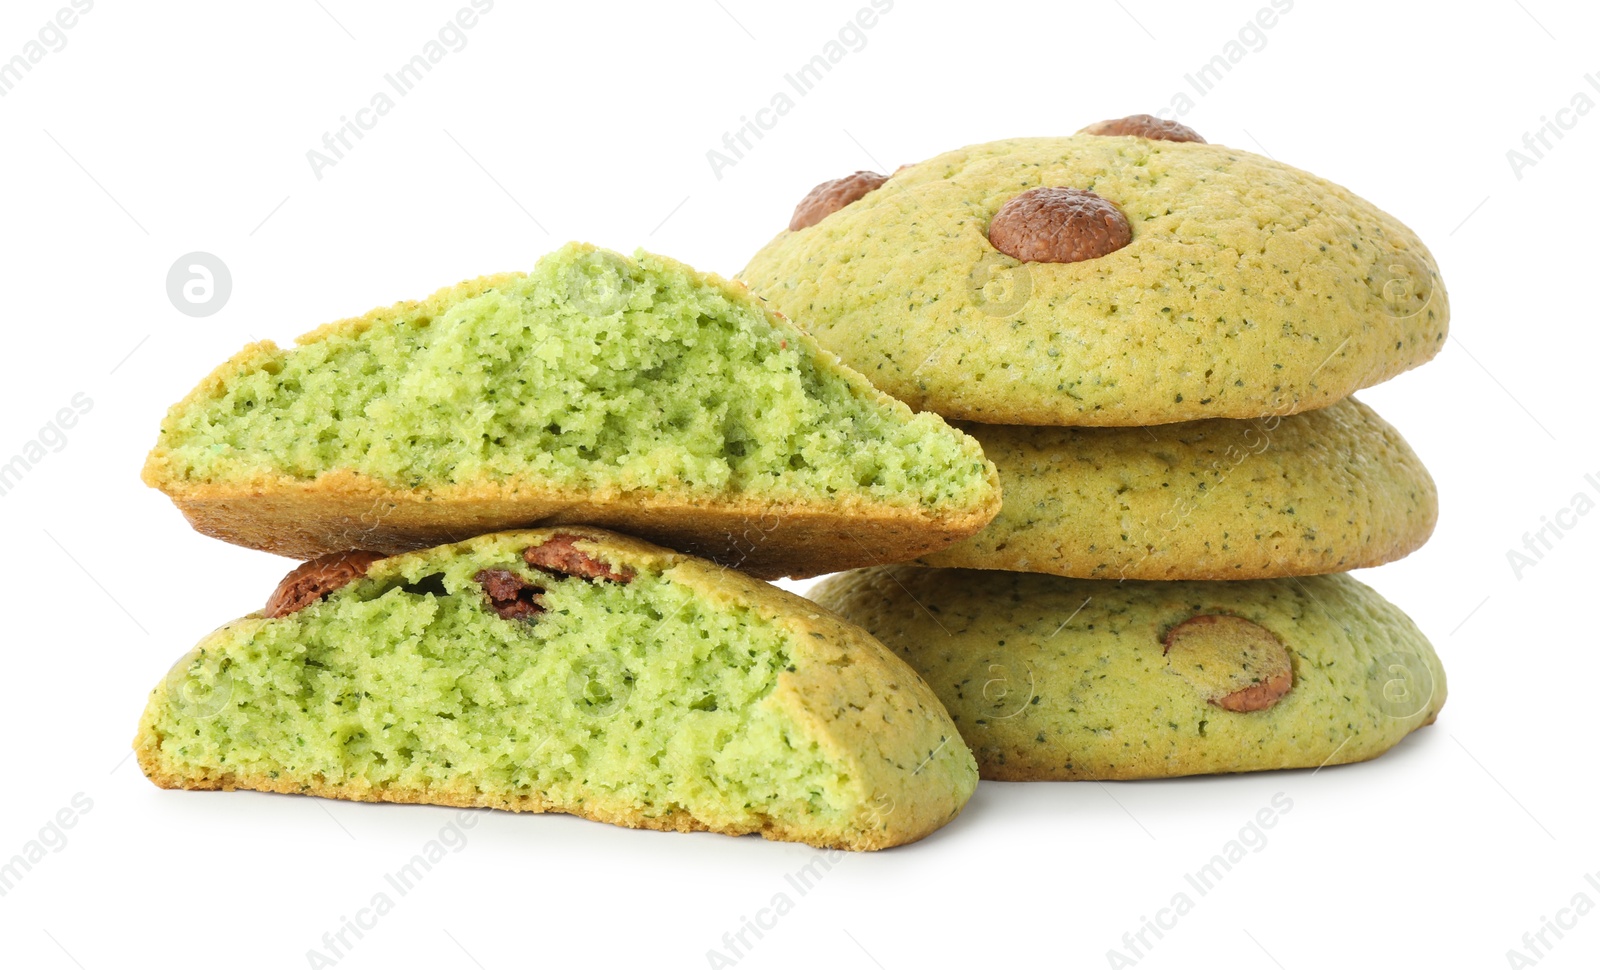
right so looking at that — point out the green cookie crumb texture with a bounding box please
[809,566,1445,781]
[141,243,998,574]
[136,529,977,850]
[919,397,1437,580]
[740,135,1448,426]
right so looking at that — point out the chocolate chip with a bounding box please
[474,568,545,621]
[789,171,888,231]
[1163,614,1294,713]
[1080,114,1205,143]
[264,551,386,619]
[524,534,635,583]
[988,187,1132,264]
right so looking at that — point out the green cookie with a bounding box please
[138,528,977,850]
[809,566,1445,780]
[142,243,999,579]
[919,397,1437,580]
[741,132,1447,426]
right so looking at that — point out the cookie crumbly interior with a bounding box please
[139,534,859,832]
[152,243,991,511]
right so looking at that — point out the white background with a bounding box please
[0,1,1593,967]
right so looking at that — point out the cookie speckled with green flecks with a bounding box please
[740,131,1447,426]
[142,243,999,580]
[808,565,1445,780]
[137,527,977,850]
[918,397,1437,580]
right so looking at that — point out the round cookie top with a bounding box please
[740,125,1448,426]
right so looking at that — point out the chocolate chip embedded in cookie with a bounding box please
[988,187,1132,264]
[525,533,635,583]
[1079,113,1205,143]
[264,551,385,618]
[475,568,545,620]
[790,171,888,231]
[1163,614,1293,712]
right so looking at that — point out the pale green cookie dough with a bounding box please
[809,566,1445,780]
[142,243,999,579]
[741,135,1448,426]
[137,528,977,850]
[918,397,1437,580]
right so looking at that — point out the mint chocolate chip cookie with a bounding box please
[809,565,1445,780]
[142,244,999,579]
[137,528,977,850]
[741,128,1447,426]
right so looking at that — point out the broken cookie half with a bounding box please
[135,528,977,851]
[140,242,999,580]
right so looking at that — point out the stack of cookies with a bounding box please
[741,115,1449,780]
[131,116,1453,853]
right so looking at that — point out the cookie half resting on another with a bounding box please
[135,528,978,851]
[142,243,1000,579]
[920,397,1437,580]
[809,566,1445,781]
[741,125,1448,427]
